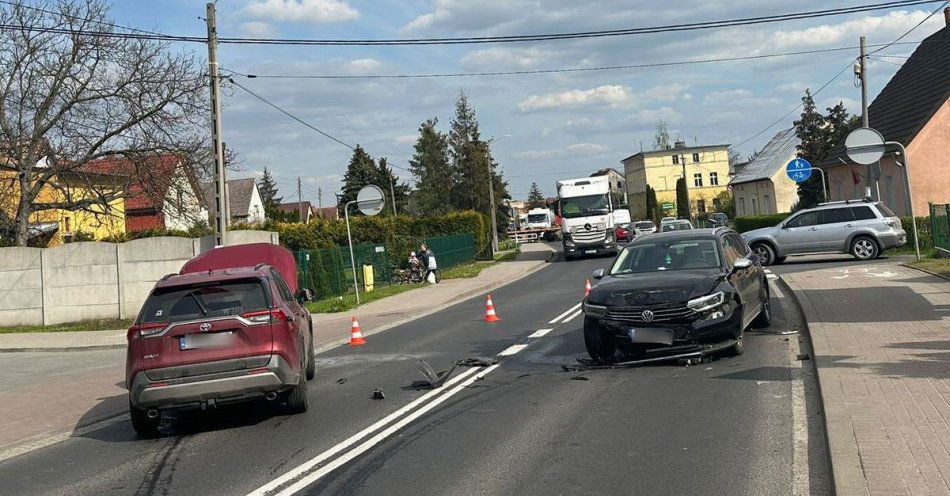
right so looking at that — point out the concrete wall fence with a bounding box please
[0,230,279,327]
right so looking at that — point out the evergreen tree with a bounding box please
[526,182,545,208]
[375,157,411,216]
[653,120,671,150]
[338,145,378,216]
[258,167,286,221]
[795,90,860,209]
[408,118,453,215]
[645,185,655,220]
[675,177,690,220]
[449,90,484,212]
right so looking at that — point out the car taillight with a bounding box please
[129,322,168,339]
[242,309,287,324]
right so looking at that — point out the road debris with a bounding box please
[570,376,589,381]
[417,357,500,389]
[796,353,811,361]
[336,377,347,385]
[372,388,385,400]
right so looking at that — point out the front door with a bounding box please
[774,211,821,254]
[815,207,855,252]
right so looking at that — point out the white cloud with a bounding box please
[243,0,359,23]
[630,107,682,125]
[240,21,275,37]
[460,47,558,70]
[514,142,608,160]
[400,0,531,33]
[394,134,417,145]
[518,85,632,112]
[642,83,690,102]
[344,58,383,73]
[768,10,941,50]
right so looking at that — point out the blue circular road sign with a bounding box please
[786,158,812,183]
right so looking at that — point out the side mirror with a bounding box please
[591,268,605,280]
[296,288,314,303]
[732,258,753,271]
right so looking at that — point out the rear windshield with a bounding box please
[875,203,897,217]
[139,279,270,324]
[527,214,547,223]
[661,222,693,232]
[635,222,655,229]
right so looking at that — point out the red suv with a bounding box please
[126,243,314,437]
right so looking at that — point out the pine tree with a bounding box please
[526,182,544,208]
[258,168,282,219]
[675,177,690,220]
[375,157,410,216]
[795,90,860,209]
[449,90,484,212]
[645,185,655,220]
[338,145,377,216]
[408,118,453,215]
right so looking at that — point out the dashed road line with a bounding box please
[527,328,553,338]
[549,303,581,324]
[497,344,529,356]
[562,309,583,323]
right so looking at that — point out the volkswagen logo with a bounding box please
[584,223,592,231]
[641,310,655,323]
[199,322,212,332]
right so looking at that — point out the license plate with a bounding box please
[585,250,597,254]
[628,328,674,345]
[180,332,235,350]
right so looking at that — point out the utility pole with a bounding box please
[389,177,397,216]
[858,36,880,200]
[206,2,226,246]
[221,141,230,227]
[297,177,304,223]
[317,187,323,208]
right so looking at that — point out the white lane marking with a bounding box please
[247,366,481,496]
[274,365,501,496]
[767,274,778,280]
[497,344,528,356]
[549,303,581,324]
[527,328,553,338]
[562,309,583,323]
[764,269,773,274]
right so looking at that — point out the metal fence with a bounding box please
[294,232,475,301]
[931,203,950,253]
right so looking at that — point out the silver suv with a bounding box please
[741,200,906,265]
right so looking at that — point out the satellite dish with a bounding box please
[356,185,385,216]
[845,127,886,165]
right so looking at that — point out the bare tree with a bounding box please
[0,0,208,246]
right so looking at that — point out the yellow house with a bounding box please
[622,142,731,219]
[0,168,125,246]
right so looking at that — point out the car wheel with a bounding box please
[284,370,309,414]
[129,401,161,438]
[851,236,879,261]
[752,243,776,266]
[751,285,772,329]
[306,328,316,381]
[774,256,787,264]
[583,317,616,363]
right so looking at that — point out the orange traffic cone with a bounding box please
[349,316,366,346]
[484,294,500,322]
[585,279,592,297]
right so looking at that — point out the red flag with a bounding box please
[851,169,861,186]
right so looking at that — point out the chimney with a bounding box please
[945,7,950,26]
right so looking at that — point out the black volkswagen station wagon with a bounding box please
[582,227,771,362]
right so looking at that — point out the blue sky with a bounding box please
[111,0,948,203]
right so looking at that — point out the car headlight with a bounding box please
[583,301,607,318]
[687,291,725,312]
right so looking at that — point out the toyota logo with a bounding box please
[584,223,592,231]
[641,310,654,322]
[199,322,212,332]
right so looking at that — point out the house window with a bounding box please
[739,197,746,215]
[763,195,770,214]
[752,198,758,215]
[693,173,703,187]
[709,172,719,186]
[64,216,72,233]
[692,153,700,163]
[713,198,722,211]
[697,199,706,213]
[672,155,679,165]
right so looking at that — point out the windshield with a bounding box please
[635,221,655,229]
[560,194,609,219]
[661,221,693,232]
[139,279,270,324]
[609,239,722,274]
[527,214,547,223]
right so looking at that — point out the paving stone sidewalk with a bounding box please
[783,261,950,496]
[0,243,553,458]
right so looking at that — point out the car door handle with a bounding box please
[845,224,853,227]
[809,227,817,231]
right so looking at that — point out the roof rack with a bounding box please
[817,198,872,206]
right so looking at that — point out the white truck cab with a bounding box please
[525,208,555,229]
[556,176,617,260]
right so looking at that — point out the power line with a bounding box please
[869,0,950,54]
[0,0,169,37]
[215,1,938,46]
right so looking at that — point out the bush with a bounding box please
[734,214,789,233]
[900,216,933,250]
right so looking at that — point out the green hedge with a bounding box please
[900,217,932,250]
[734,214,789,233]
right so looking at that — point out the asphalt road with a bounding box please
[0,247,828,496]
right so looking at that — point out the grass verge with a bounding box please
[0,318,133,334]
[307,283,425,313]
[908,257,950,279]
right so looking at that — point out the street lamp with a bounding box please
[485,134,511,253]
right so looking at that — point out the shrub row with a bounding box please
[733,214,789,233]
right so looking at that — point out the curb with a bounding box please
[900,262,950,282]
[780,274,866,496]
[0,343,126,353]
[312,257,553,355]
